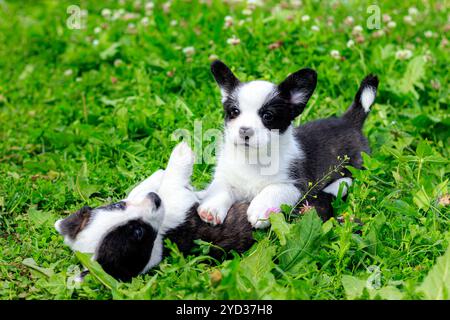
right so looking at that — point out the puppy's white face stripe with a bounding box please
[236,80,276,112]
[225,81,277,148]
[360,87,376,113]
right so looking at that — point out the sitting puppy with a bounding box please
[198,61,378,228]
[55,143,254,281]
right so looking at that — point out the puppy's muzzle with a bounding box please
[239,127,254,140]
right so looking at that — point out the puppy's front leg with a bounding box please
[247,183,300,229]
[197,180,234,225]
[162,142,195,187]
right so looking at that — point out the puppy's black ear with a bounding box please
[210,60,240,100]
[278,68,317,118]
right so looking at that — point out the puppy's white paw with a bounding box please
[169,142,195,167]
[166,142,195,178]
[247,200,280,229]
[197,198,229,226]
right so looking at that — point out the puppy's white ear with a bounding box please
[278,68,317,118]
[210,60,240,101]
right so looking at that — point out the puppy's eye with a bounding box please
[133,227,144,241]
[112,202,126,210]
[229,107,240,119]
[262,112,274,122]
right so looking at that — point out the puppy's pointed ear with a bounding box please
[278,68,317,118]
[210,60,240,101]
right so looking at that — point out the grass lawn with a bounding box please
[0,0,449,300]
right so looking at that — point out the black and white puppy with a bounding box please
[198,60,378,228]
[55,143,254,281]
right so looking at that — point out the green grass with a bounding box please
[0,0,449,300]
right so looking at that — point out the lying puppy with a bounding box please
[198,61,378,228]
[55,143,254,281]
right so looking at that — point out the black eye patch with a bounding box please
[96,219,158,282]
[258,97,294,133]
[223,97,241,121]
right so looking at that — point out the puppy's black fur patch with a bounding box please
[164,203,255,259]
[96,219,158,282]
[290,75,379,196]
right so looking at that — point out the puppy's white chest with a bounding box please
[218,159,286,201]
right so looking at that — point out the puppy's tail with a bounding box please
[343,74,379,129]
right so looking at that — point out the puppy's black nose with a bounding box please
[147,192,161,209]
[239,127,254,139]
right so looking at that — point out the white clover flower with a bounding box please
[387,21,396,28]
[141,17,150,26]
[424,30,433,38]
[408,7,419,15]
[94,27,101,34]
[301,15,310,22]
[291,0,302,8]
[145,1,154,11]
[330,49,341,59]
[344,16,354,25]
[209,54,219,61]
[346,39,355,48]
[423,51,433,62]
[395,49,413,60]
[123,12,139,21]
[111,11,120,21]
[227,36,241,45]
[382,14,391,22]
[403,15,414,24]
[353,25,363,34]
[64,69,73,76]
[114,59,123,67]
[311,25,320,32]
[92,39,99,46]
[170,20,178,26]
[247,0,262,9]
[224,15,234,28]
[372,29,385,38]
[101,8,112,18]
[182,46,195,56]
[163,2,171,13]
